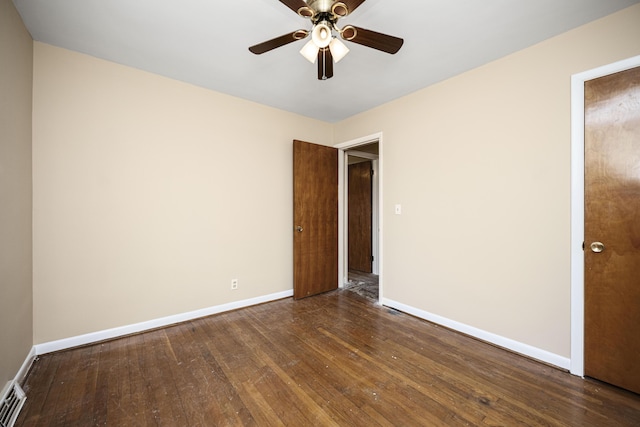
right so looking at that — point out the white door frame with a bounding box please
[570,55,640,377]
[335,132,383,300]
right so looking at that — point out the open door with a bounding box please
[293,140,338,299]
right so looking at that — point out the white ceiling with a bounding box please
[13,0,640,122]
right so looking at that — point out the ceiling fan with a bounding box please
[249,0,403,80]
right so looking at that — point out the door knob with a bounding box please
[590,242,605,253]
[295,226,304,233]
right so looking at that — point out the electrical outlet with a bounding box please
[231,279,238,290]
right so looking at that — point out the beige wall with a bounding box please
[0,0,33,385]
[334,4,640,358]
[32,43,333,343]
[30,5,640,358]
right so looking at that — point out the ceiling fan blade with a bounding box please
[249,30,309,55]
[279,0,314,18]
[317,48,334,80]
[341,0,367,15]
[341,25,403,54]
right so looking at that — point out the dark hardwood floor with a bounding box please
[17,290,640,426]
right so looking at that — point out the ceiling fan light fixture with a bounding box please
[293,29,309,40]
[331,2,349,17]
[300,39,319,63]
[249,0,404,80]
[329,37,349,63]
[311,22,332,48]
[297,6,314,18]
[340,25,357,41]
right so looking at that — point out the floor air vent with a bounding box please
[0,382,26,427]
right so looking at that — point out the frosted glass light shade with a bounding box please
[300,40,319,63]
[311,22,332,48]
[329,38,349,63]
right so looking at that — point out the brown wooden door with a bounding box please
[584,66,640,394]
[348,161,372,273]
[293,140,338,299]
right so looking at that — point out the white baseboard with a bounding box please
[15,347,36,385]
[382,298,571,370]
[31,292,568,370]
[35,290,293,355]
[3,346,36,398]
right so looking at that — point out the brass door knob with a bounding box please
[590,242,605,253]
[295,226,304,233]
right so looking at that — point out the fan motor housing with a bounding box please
[307,0,335,13]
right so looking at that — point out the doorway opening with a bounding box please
[335,134,382,303]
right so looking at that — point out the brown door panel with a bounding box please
[293,140,338,299]
[584,66,640,394]
[348,161,373,273]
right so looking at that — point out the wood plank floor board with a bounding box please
[282,298,516,424]
[225,314,353,426]
[17,290,640,426]
[18,349,59,425]
[242,298,456,426]
[169,325,243,426]
[290,336,448,426]
[46,341,96,425]
[320,296,602,425]
[302,328,459,426]
[143,330,191,425]
[224,318,356,426]
[71,344,102,425]
[170,321,256,426]
[130,334,161,426]
[258,298,532,422]
[345,305,611,426]
[313,327,492,425]
[239,314,403,427]
[192,312,296,425]
[322,321,517,426]
[172,325,237,425]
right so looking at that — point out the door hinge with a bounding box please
[371,255,374,261]
[371,169,374,176]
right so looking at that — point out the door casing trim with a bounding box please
[335,132,383,300]
[570,55,640,377]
